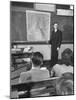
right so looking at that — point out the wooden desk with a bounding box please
[11,77,59,98]
[11,52,32,69]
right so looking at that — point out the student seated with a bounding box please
[51,48,73,77]
[56,72,74,95]
[19,52,50,83]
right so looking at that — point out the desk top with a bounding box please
[11,77,60,91]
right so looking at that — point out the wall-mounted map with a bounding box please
[26,10,51,41]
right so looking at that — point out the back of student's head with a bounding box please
[61,48,73,66]
[31,52,43,67]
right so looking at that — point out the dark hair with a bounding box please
[32,52,43,67]
[61,48,73,66]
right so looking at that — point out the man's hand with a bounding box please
[57,47,60,51]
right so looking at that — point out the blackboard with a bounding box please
[11,11,27,41]
[11,10,74,43]
[51,15,74,43]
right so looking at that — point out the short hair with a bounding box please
[31,52,43,67]
[56,73,74,95]
[61,48,73,66]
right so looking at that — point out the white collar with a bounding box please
[32,66,40,70]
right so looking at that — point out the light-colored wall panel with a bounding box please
[17,44,73,60]
[35,3,56,12]
[57,9,73,16]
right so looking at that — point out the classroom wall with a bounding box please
[10,3,74,43]
[16,44,73,60]
[11,2,74,60]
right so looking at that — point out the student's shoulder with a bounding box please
[53,64,61,69]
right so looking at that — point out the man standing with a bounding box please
[50,23,62,66]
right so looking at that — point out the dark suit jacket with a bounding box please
[50,29,62,49]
